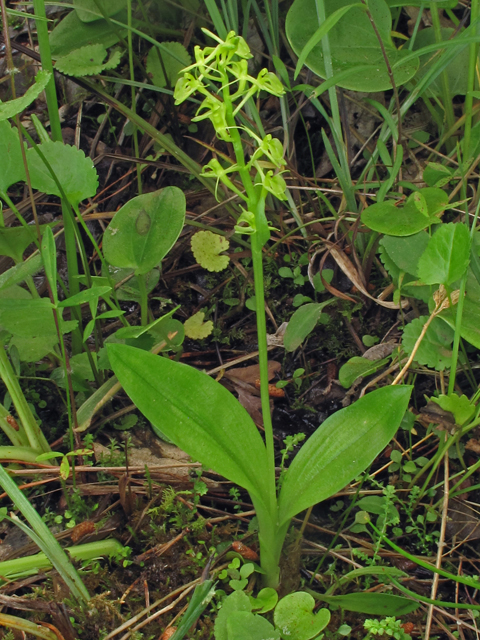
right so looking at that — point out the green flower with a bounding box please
[174,73,204,104]
[254,69,285,96]
[234,209,256,235]
[251,134,285,168]
[260,170,287,200]
[193,94,231,141]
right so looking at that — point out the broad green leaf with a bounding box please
[417,222,470,285]
[50,9,127,57]
[215,591,251,640]
[55,44,122,76]
[26,142,98,207]
[431,394,475,426]
[0,71,51,122]
[0,121,26,191]
[10,334,59,363]
[440,268,480,349]
[226,611,280,640]
[284,300,334,352]
[147,42,192,88]
[379,231,430,276]
[102,265,160,303]
[191,230,230,272]
[286,0,419,92]
[0,255,43,291]
[107,344,270,501]
[51,352,96,392]
[73,0,127,22]
[423,162,454,188]
[184,312,213,339]
[411,28,471,97]
[148,317,185,348]
[338,356,390,389]
[103,187,185,275]
[0,285,31,300]
[274,592,330,640]
[402,316,453,370]
[0,299,56,337]
[362,188,447,236]
[278,386,412,525]
[312,592,419,615]
[386,0,456,5]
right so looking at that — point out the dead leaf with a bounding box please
[363,341,396,361]
[225,361,281,384]
[466,439,480,455]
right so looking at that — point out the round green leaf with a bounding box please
[191,230,230,272]
[286,0,419,92]
[227,611,280,640]
[26,141,98,207]
[184,311,213,339]
[274,592,330,640]
[362,188,447,236]
[250,587,278,613]
[55,44,122,76]
[103,187,186,275]
[50,9,127,57]
[147,42,192,88]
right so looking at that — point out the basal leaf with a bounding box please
[417,222,470,285]
[147,42,192,88]
[107,344,270,500]
[215,591,252,640]
[362,188,447,236]
[103,187,186,275]
[10,334,58,363]
[338,356,390,389]
[227,611,280,640]
[431,393,475,425]
[0,121,26,191]
[73,0,127,22]
[312,592,419,615]
[55,44,122,76]
[0,255,43,291]
[286,0,418,92]
[0,226,40,263]
[0,299,56,338]
[50,9,127,57]
[0,71,51,122]
[26,142,98,207]
[277,386,412,525]
[402,316,454,370]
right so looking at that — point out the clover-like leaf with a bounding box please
[26,141,98,207]
[0,70,51,122]
[55,44,122,76]
[147,42,192,88]
[191,230,230,272]
[184,311,213,339]
[417,222,470,286]
[402,316,454,371]
[274,592,330,640]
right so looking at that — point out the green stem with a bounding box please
[462,0,479,161]
[137,273,149,326]
[32,0,82,354]
[0,347,50,453]
[429,2,455,142]
[127,0,142,195]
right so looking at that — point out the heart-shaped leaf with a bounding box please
[362,188,448,236]
[286,0,419,92]
[107,344,270,501]
[379,231,430,276]
[0,121,26,191]
[274,592,330,640]
[250,587,278,613]
[103,187,185,275]
[278,385,412,525]
[26,142,98,207]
